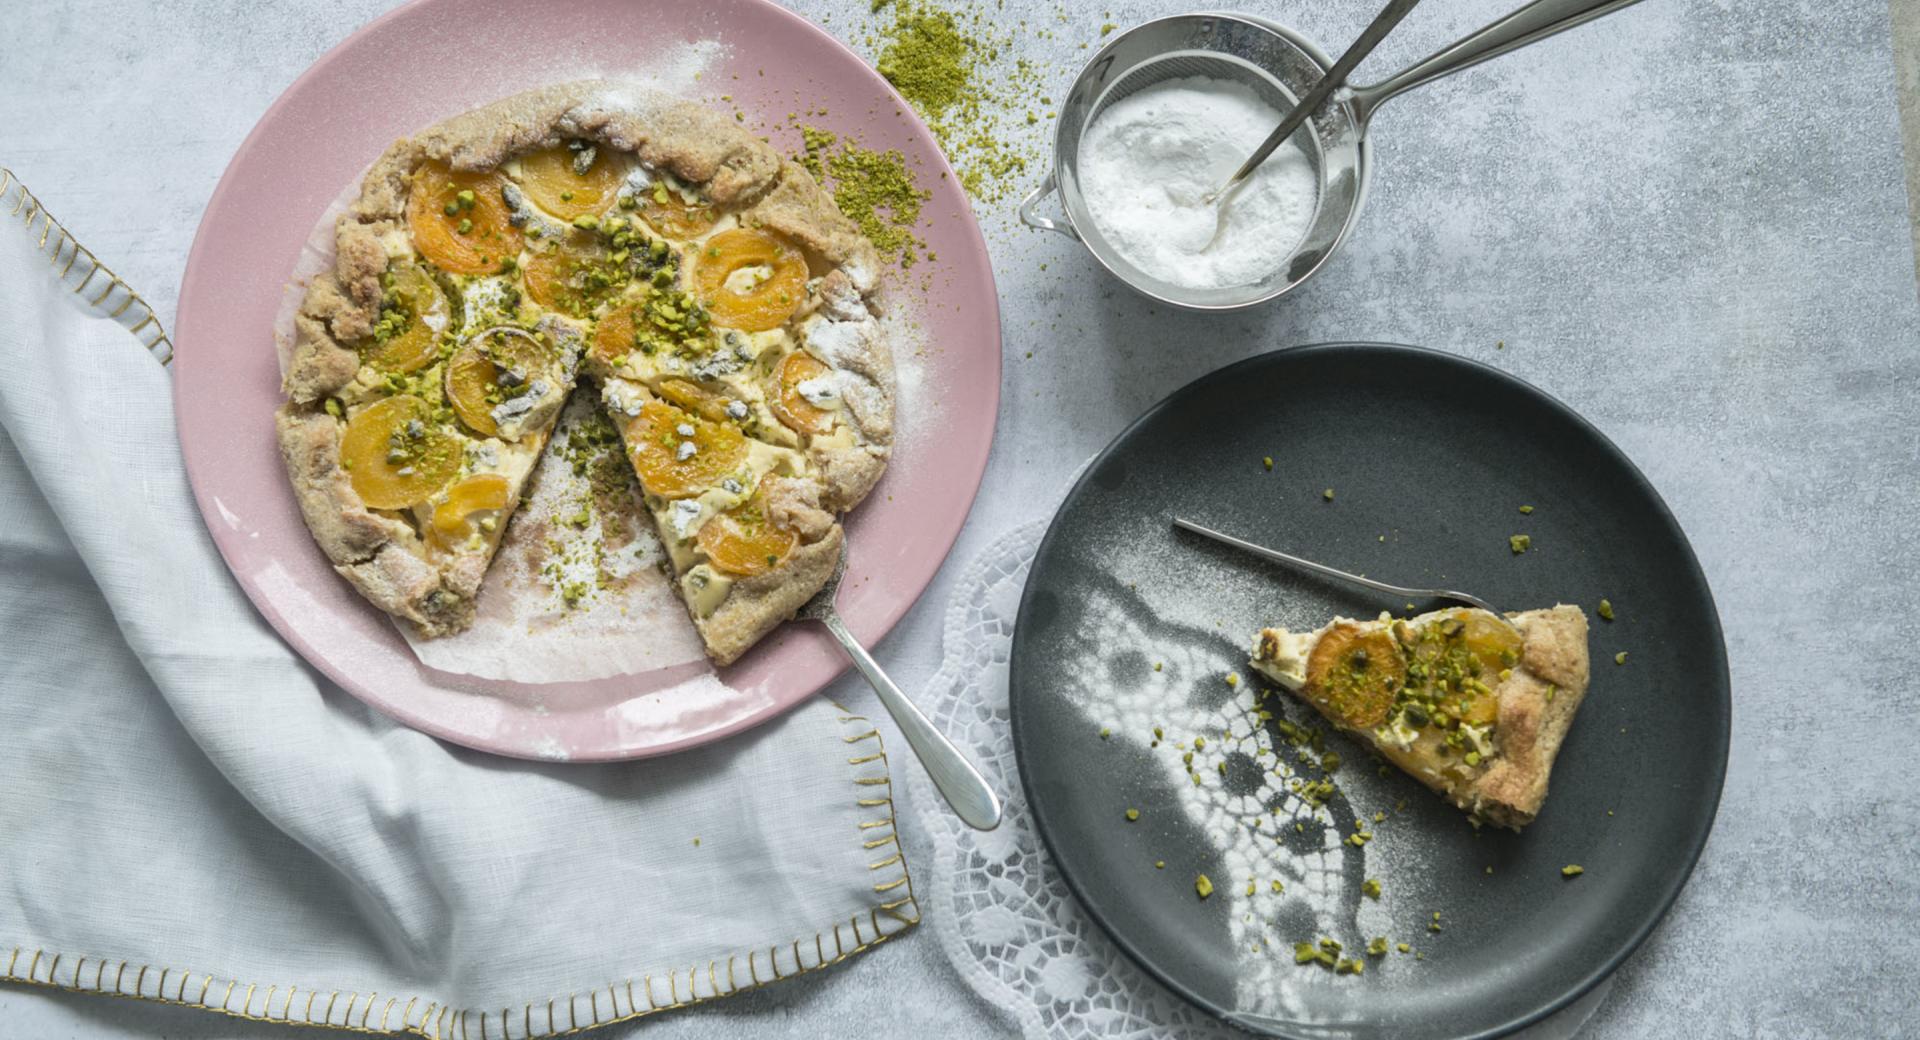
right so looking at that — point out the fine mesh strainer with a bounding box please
[1020,0,1647,312]
[1019,13,1358,312]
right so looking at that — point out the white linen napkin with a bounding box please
[0,169,917,1038]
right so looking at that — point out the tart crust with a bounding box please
[276,81,894,658]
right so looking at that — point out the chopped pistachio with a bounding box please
[1245,880,1256,896]
[1562,864,1585,878]
[1294,942,1317,964]
[1597,598,1615,621]
[1194,874,1214,899]
[1335,958,1364,975]
[1263,456,1274,471]
[1366,937,1389,957]
[1322,488,1335,501]
[1224,672,1240,688]
[1519,504,1534,514]
[456,217,474,235]
[1155,860,1165,869]
[1362,878,1381,899]
[1193,736,1207,750]
[573,215,600,230]
[1509,534,1532,554]
[323,397,343,418]
[1614,652,1628,665]
[1099,726,1111,740]
[1124,808,1139,821]
[1464,750,1483,767]
[1397,942,1411,953]
[1153,661,1163,672]
[1271,880,1284,893]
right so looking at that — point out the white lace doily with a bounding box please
[908,521,1610,1040]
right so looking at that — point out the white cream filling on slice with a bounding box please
[1248,627,1315,690]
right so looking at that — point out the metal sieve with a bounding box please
[1020,13,1356,312]
[1020,0,1647,312]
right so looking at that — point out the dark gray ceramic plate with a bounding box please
[1010,343,1727,1039]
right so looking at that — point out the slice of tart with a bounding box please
[1250,605,1590,829]
[588,171,892,664]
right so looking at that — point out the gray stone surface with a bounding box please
[3,0,1918,1036]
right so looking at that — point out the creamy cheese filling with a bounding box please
[1249,627,1313,690]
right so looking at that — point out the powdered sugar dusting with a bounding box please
[575,38,728,108]
[1044,505,1439,1018]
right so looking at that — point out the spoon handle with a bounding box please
[1349,0,1647,125]
[1216,0,1424,197]
[816,608,1003,831]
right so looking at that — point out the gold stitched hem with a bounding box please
[0,167,173,365]
[1,710,919,1039]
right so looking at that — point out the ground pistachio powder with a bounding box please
[798,126,932,268]
[866,0,1044,203]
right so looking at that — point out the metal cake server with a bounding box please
[797,542,1002,831]
[1172,516,1501,615]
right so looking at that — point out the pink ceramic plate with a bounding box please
[175,0,1000,761]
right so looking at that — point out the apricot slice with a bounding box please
[770,351,834,435]
[622,400,747,499]
[640,181,719,240]
[657,378,739,424]
[363,264,448,373]
[1303,623,1406,729]
[446,333,551,438]
[590,304,636,367]
[697,485,797,576]
[523,235,622,318]
[341,395,460,510]
[1455,609,1523,673]
[431,472,512,541]
[692,228,808,332]
[406,161,524,275]
[517,144,628,221]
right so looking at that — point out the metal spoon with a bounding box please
[796,542,1002,831]
[1171,517,1501,615]
[1199,0,1424,249]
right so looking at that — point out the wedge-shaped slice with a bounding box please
[1250,605,1590,829]
[278,306,583,636]
[600,376,843,665]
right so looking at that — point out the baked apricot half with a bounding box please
[430,472,512,542]
[522,235,622,318]
[407,160,524,275]
[341,395,460,510]
[657,378,739,424]
[692,227,807,332]
[1303,622,1406,729]
[696,484,797,576]
[363,264,448,373]
[639,181,719,240]
[622,400,747,499]
[769,351,834,435]
[445,333,551,438]
[517,144,629,222]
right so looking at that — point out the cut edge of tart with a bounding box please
[276,81,894,662]
[1249,605,1591,830]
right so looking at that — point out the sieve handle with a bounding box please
[1348,0,1648,126]
[1018,174,1079,240]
